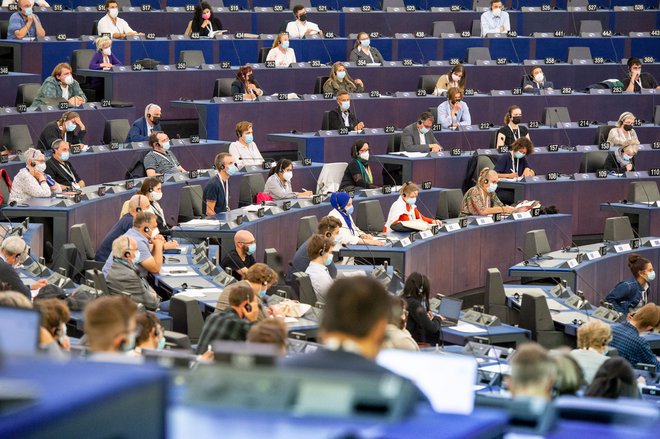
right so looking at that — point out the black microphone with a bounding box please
[516,246,541,267]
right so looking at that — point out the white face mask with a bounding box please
[283,171,293,181]
[150,228,159,239]
[492,7,501,17]
[451,73,461,83]
[359,151,369,161]
[151,191,162,202]
[108,7,119,18]
[102,47,112,56]
[62,75,73,86]
[534,72,544,82]
[35,163,47,172]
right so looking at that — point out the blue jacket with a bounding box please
[126,116,161,143]
[494,152,531,177]
[604,278,645,314]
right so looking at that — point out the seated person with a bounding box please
[328,192,383,246]
[244,263,279,316]
[609,303,660,369]
[523,66,553,91]
[550,351,584,397]
[9,148,61,204]
[247,318,288,356]
[605,254,653,314]
[97,0,143,38]
[221,230,257,281]
[266,33,296,67]
[480,0,510,37]
[570,320,612,384]
[7,0,45,40]
[584,358,640,399]
[604,141,638,173]
[95,194,151,262]
[126,103,162,143]
[348,32,385,65]
[384,182,441,232]
[144,131,186,176]
[323,62,364,96]
[0,236,48,299]
[119,177,169,234]
[134,312,165,353]
[328,92,365,132]
[191,1,223,37]
[401,272,440,345]
[34,298,70,358]
[105,236,161,311]
[89,36,121,71]
[203,152,235,216]
[494,137,535,179]
[339,140,376,191]
[285,5,322,38]
[31,63,86,109]
[437,87,471,129]
[433,64,466,96]
[84,296,139,360]
[382,296,419,351]
[38,111,86,152]
[3,0,50,8]
[288,216,340,281]
[607,111,640,147]
[507,343,556,402]
[623,57,659,93]
[45,140,86,190]
[305,234,334,304]
[461,167,527,216]
[231,65,264,100]
[228,121,264,168]
[496,105,532,148]
[401,112,443,153]
[264,159,312,200]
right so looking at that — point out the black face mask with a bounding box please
[511,116,521,124]
[623,124,633,131]
[298,13,307,21]
[451,99,461,105]
[150,115,161,125]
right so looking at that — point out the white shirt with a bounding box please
[305,261,333,304]
[328,209,364,245]
[60,85,69,100]
[9,168,59,204]
[480,10,510,37]
[285,20,320,39]
[228,140,264,168]
[97,14,135,36]
[384,197,422,232]
[266,47,297,67]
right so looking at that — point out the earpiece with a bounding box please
[325,231,332,239]
[219,162,225,170]
[136,207,142,213]
[144,226,150,233]
[148,187,153,193]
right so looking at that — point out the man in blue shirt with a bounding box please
[95,194,151,262]
[203,152,237,217]
[480,0,510,37]
[7,0,46,40]
[437,87,471,129]
[610,303,660,369]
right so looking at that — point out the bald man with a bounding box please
[95,194,151,262]
[221,230,256,280]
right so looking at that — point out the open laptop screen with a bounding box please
[0,306,40,356]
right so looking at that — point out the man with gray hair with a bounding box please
[0,236,48,298]
[126,103,162,142]
[9,148,62,204]
[95,194,151,262]
[45,139,86,190]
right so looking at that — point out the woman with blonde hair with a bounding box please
[604,140,638,173]
[570,320,612,384]
[607,111,640,146]
[348,32,384,65]
[461,167,524,216]
[89,35,121,71]
[384,182,441,232]
[266,32,296,67]
[322,62,364,96]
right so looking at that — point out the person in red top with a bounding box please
[383,182,442,232]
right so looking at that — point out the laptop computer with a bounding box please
[437,297,463,327]
[0,306,40,356]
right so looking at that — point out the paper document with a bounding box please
[480,364,511,374]
[499,177,522,182]
[284,317,298,323]
[180,219,220,227]
[391,151,428,158]
[546,299,569,312]
[175,290,205,298]
[451,322,485,334]
[337,270,367,278]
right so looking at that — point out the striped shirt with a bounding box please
[195,307,252,354]
[143,150,180,175]
[610,321,659,368]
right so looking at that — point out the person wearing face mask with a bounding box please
[433,64,466,96]
[2,0,50,9]
[134,311,165,354]
[221,230,257,281]
[244,263,282,320]
[85,296,142,364]
[105,236,161,311]
[228,121,264,169]
[437,87,471,129]
[7,0,46,40]
[288,216,341,282]
[623,58,659,93]
[38,111,86,152]
[96,194,151,262]
[45,140,85,190]
[0,236,48,299]
[266,32,297,67]
[285,4,321,39]
[340,140,377,191]
[328,191,384,247]
[35,298,71,359]
[97,0,142,39]
[191,1,223,37]
[605,254,655,315]
[400,272,441,345]
[119,177,170,234]
[31,63,86,109]
[305,234,335,304]
[523,66,553,92]
[127,103,162,142]
[89,36,121,72]
[384,182,441,232]
[461,168,520,216]
[328,92,365,132]
[480,0,510,37]
[9,148,62,204]
[264,158,313,200]
[607,111,640,147]
[609,303,660,370]
[495,137,535,179]
[323,62,364,96]
[203,152,236,216]
[401,112,443,153]
[230,65,264,101]
[496,105,531,148]
[604,140,638,174]
[144,131,186,176]
[349,32,385,65]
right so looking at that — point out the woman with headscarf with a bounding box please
[328,192,384,246]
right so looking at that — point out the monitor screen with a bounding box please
[0,306,40,356]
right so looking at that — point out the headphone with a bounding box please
[123,237,131,258]
[135,195,146,212]
[218,161,226,170]
[148,187,153,193]
[144,226,151,234]
[324,231,332,239]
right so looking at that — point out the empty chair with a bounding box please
[578,151,609,173]
[579,20,603,35]
[264,248,285,281]
[417,75,440,93]
[567,0,589,7]
[316,162,348,194]
[383,133,403,185]
[178,184,203,223]
[0,177,10,207]
[321,110,331,130]
[655,105,660,125]
[169,295,205,343]
[297,215,318,249]
[381,0,404,9]
[71,49,95,76]
[355,199,385,233]
[179,50,206,67]
[436,189,463,220]
[519,291,567,349]
[473,0,490,9]
[467,47,491,64]
[51,244,82,282]
[91,19,98,36]
[2,125,33,153]
[70,224,104,271]
[15,83,41,107]
[289,0,311,8]
[293,272,317,306]
[603,217,635,242]
[594,125,614,145]
[0,20,8,39]
[470,19,480,36]
[433,21,456,36]
[567,47,592,63]
[541,107,571,126]
[103,119,131,144]
[313,76,329,94]
[426,106,438,123]
[213,78,235,97]
[238,173,265,207]
[484,268,516,325]
[258,47,270,63]
[627,181,660,203]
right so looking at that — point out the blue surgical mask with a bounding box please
[23,7,33,15]
[35,163,47,172]
[487,183,498,193]
[340,101,350,111]
[336,71,346,80]
[161,141,171,151]
[227,164,239,176]
[514,151,524,159]
[60,152,70,161]
[258,289,267,299]
[647,271,656,282]
[324,254,333,266]
[406,197,416,206]
[281,40,289,49]
[156,336,166,350]
[420,126,429,134]
[345,205,354,215]
[622,153,632,162]
[66,122,76,132]
[360,38,370,47]
[247,243,256,255]
[122,332,136,352]
[244,134,254,144]
[132,250,141,264]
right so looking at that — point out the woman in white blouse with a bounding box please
[327,192,383,246]
[263,159,311,200]
[9,148,61,204]
[228,121,264,169]
[266,33,296,67]
[607,111,640,147]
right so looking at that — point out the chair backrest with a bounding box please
[184,20,193,36]
[293,272,317,306]
[473,0,491,10]
[594,125,613,145]
[489,130,499,148]
[264,248,284,280]
[15,83,41,107]
[524,229,551,257]
[470,19,480,36]
[214,78,235,97]
[297,215,318,249]
[92,20,99,36]
[381,0,404,8]
[436,189,463,220]
[290,0,311,8]
[239,173,266,207]
[578,151,609,173]
[579,20,603,35]
[567,0,589,6]
[103,119,131,144]
[603,216,634,242]
[169,295,205,343]
[654,105,660,125]
[314,76,329,94]
[52,244,82,280]
[316,162,348,194]
[70,223,95,260]
[553,396,660,427]
[417,75,440,93]
[470,155,497,187]
[179,50,206,67]
[178,184,203,223]
[519,291,555,333]
[542,107,571,126]
[355,199,385,233]
[427,106,438,123]
[628,181,660,203]
[258,47,270,63]
[321,110,331,130]
[387,132,402,153]
[0,20,8,39]
[567,46,592,63]
[71,49,95,75]
[92,269,111,295]
[467,47,492,64]
[485,268,507,308]
[432,21,456,36]
[2,125,33,153]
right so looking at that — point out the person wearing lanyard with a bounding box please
[45,140,85,190]
[496,105,531,148]
[623,58,659,93]
[349,32,385,65]
[144,131,186,176]
[203,152,236,217]
[495,137,535,179]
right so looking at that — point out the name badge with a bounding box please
[441,223,461,232]
[476,217,494,225]
[512,211,532,220]
[398,238,411,247]
[585,251,601,261]
[565,259,578,268]
[614,244,632,253]
[647,239,660,247]
[418,230,433,239]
